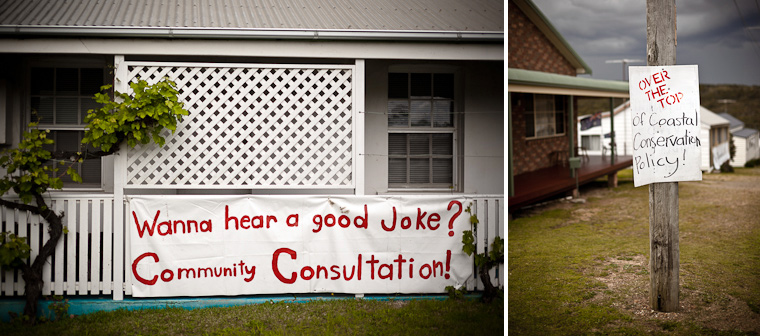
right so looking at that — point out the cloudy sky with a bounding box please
[531,0,760,86]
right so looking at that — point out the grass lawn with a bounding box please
[1,297,504,335]
[509,167,760,335]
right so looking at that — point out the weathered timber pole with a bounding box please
[646,0,680,312]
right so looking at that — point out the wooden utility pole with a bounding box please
[646,0,679,312]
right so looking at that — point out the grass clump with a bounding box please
[1,298,503,336]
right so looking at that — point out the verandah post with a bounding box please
[646,0,680,312]
[112,55,127,300]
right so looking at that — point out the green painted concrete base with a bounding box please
[0,294,476,322]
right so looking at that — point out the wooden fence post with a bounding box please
[646,0,680,312]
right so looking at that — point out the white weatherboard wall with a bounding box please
[731,131,760,167]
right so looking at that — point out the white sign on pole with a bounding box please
[629,65,703,187]
[129,195,472,297]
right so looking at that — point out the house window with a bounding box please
[523,94,566,138]
[30,67,104,187]
[581,135,601,151]
[387,72,456,188]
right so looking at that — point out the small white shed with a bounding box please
[719,113,760,167]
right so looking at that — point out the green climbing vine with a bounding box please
[448,202,504,303]
[0,77,188,322]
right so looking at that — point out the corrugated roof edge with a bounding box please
[0,25,504,42]
[732,127,759,138]
[508,68,628,93]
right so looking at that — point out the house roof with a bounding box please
[733,127,759,138]
[701,106,730,127]
[718,112,745,129]
[511,0,591,74]
[575,101,630,120]
[508,68,629,98]
[0,0,503,41]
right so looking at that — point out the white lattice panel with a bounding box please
[122,62,354,188]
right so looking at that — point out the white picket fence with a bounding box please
[1,194,503,299]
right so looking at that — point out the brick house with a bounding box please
[508,0,632,209]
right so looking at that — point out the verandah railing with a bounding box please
[0,195,504,299]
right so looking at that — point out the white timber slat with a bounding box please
[102,198,113,295]
[29,211,41,293]
[498,199,505,288]
[91,199,101,294]
[2,208,14,295]
[78,199,89,294]
[123,200,132,296]
[15,210,27,294]
[41,208,52,295]
[486,198,498,287]
[65,200,77,294]
[475,199,487,291]
[53,200,64,295]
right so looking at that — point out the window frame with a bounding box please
[26,57,111,191]
[386,67,461,191]
[523,93,567,140]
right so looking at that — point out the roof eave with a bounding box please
[0,26,505,42]
[508,68,629,98]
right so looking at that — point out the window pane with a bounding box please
[388,100,409,127]
[388,133,407,155]
[409,134,430,155]
[80,159,102,184]
[409,158,430,183]
[433,100,453,127]
[410,100,431,127]
[410,73,431,98]
[388,73,408,99]
[80,68,104,95]
[56,98,79,124]
[31,97,54,123]
[524,112,534,137]
[433,73,454,99]
[55,130,80,152]
[432,158,453,184]
[535,94,554,113]
[388,158,407,183]
[432,134,453,155]
[31,68,54,95]
[56,68,78,94]
[555,111,565,134]
[536,112,555,137]
[81,97,101,124]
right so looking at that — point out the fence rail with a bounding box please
[1,195,117,297]
[1,195,503,299]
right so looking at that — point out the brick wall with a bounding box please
[508,1,576,75]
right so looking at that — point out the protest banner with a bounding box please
[129,195,472,297]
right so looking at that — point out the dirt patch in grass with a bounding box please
[586,254,760,333]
